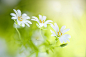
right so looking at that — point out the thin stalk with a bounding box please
[40,28,44,39]
[40,28,50,44]
[15,24,21,40]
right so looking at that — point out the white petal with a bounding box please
[43,16,46,20]
[44,24,47,27]
[51,23,59,33]
[25,23,30,27]
[32,16,39,23]
[62,29,70,34]
[17,21,21,25]
[54,23,59,32]
[44,20,53,27]
[10,13,16,17]
[64,39,67,43]
[39,15,42,20]
[51,24,55,29]
[11,17,17,19]
[45,20,53,24]
[64,34,71,38]
[26,16,30,19]
[59,38,63,43]
[13,9,17,15]
[51,23,57,32]
[22,23,25,27]
[17,9,21,16]
[59,34,71,43]
[39,23,43,27]
[31,19,35,20]
[22,13,30,19]
[26,20,32,24]
[50,30,56,36]
[47,23,52,24]
[66,38,70,42]
[22,13,27,16]
[60,25,66,32]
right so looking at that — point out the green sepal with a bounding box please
[46,50,49,54]
[60,43,68,47]
[55,38,59,41]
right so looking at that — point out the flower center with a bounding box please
[57,31,62,36]
[40,20,44,23]
[35,36,39,40]
[18,16,23,21]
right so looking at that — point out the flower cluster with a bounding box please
[10,9,71,57]
[10,9,71,44]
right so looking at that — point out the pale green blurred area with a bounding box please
[0,0,86,57]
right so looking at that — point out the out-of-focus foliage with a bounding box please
[0,0,86,57]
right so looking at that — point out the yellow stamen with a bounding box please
[40,20,42,23]
[43,20,44,23]
[60,31,62,35]
[58,31,62,36]
[61,33,62,35]
[58,32,59,35]
[18,16,23,21]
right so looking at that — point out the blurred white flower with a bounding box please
[10,9,32,27]
[31,30,44,46]
[50,23,71,43]
[31,52,48,57]
[13,22,20,28]
[0,38,7,56]
[38,52,48,57]
[1,0,20,7]
[16,46,31,57]
[32,15,53,28]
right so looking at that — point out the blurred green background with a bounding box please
[0,0,86,57]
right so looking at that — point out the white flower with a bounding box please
[10,9,32,27]
[0,38,7,56]
[31,52,48,57]
[16,46,31,57]
[38,52,48,57]
[1,0,20,6]
[50,23,71,43]
[31,15,53,28]
[31,30,44,46]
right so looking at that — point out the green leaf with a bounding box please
[46,50,49,54]
[60,43,68,47]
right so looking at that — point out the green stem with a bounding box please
[36,52,38,57]
[15,24,21,40]
[40,28,50,44]
[40,28,44,39]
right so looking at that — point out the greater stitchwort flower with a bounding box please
[16,46,31,57]
[10,9,32,27]
[31,30,44,46]
[31,15,53,28]
[0,39,7,55]
[31,52,48,57]
[9,8,71,56]
[50,23,71,43]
